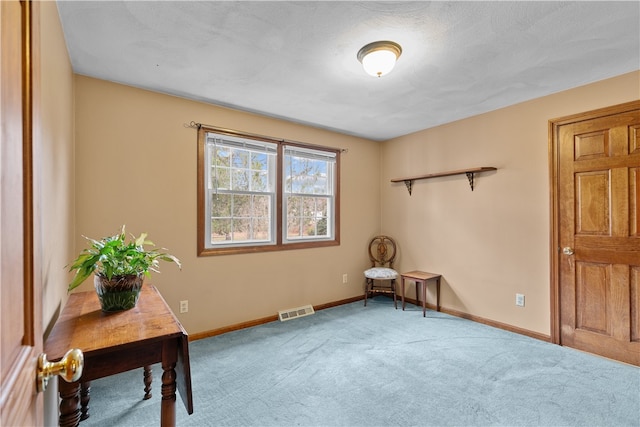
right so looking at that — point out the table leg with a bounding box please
[80,381,91,420]
[161,341,178,427]
[59,380,81,427]
[144,365,153,400]
[401,277,406,310]
[436,277,441,311]
[364,278,369,306]
[422,281,427,317]
[393,279,398,309]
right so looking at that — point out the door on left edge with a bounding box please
[1,0,43,425]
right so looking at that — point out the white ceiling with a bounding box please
[56,1,639,141]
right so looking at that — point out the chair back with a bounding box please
[368,235,397,269]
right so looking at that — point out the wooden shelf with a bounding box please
[391,167,497,195]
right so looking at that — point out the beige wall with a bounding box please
[40,1,75,333]
[72,76,380,334]
[380,71,639,335]
[39,2,75,426]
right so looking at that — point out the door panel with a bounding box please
[553,102,640,366]
[576,171,610,234]
[0,0,42,424]
[575,262,609,334]
[574,130,609,161]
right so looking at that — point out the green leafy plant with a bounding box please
[68,225,181,292]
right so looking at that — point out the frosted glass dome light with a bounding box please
[357,41,402,77]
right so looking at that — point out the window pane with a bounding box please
[211,218,232,242]
[251,170,269,192]
[287,216,301,238]
[211,167,230,190]
[232,149,250,168]
[232,194,252,217]
[251,152,268,170]
[316,198,327,215]
[232,218,251,241]
[210,193,273,244]
[302,217,317,237]
[232,169,249,191]
[285,156,329,195]
[253,195,270,218]
[285,193,332,241]
[317,216,328,236]
[211,194,231,217]
[287,196,301,217]
[301,217,328,237]
[215,147,230,167]
[302,197,315,216]
[252,218,270,240]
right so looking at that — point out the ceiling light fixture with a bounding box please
[357,40,402,77]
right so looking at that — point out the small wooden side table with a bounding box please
[44,285,193,427]
[401,271,442,317]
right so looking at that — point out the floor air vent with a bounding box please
[278,304,315,322]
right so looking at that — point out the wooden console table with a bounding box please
[44,285,193,427]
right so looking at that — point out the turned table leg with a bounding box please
[59,380,81,427]
[143,365,153,400]
[160,360,177,427]
[80,381,91,420]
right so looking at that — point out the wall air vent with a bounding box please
[278,304,315,322]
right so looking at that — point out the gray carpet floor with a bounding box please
[79,297,639,426]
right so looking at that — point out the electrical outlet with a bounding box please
[342,274,348,284]
[515,294,525,307]
[180,300,189,313]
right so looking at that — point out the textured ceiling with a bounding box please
[56,1,640,141]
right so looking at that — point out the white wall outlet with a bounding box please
[515,293,525,307]
[180,300,189,313]
[342,273,348,284]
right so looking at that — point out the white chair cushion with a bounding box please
[364,267,398,280]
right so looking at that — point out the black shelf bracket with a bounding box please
[466,172,475,191]
[403,180,413,195]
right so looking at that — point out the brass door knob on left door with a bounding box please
[562,247,574,255]
[36,348,83,392]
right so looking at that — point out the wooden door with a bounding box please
[551,101,640,366]
[0,0,43,425]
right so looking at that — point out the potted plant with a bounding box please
[68,225,181,312]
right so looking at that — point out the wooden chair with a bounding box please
[364,235,399,308]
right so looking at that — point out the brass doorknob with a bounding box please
[37,348,83,392]
[562,247,574,255]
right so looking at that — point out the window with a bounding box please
[205,134,277,246]
[284,146,335,242]
[198,126,340,255]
